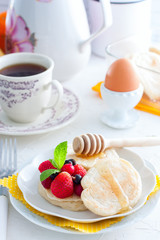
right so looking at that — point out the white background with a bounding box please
[0,0,160,240]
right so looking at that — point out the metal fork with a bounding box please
[0,138,17,240]
[0,138,17,178]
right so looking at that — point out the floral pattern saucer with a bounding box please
[0,87,80,136]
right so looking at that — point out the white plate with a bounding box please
[10,155,159,234]
[17,148,156,223]
[0,87,79,136]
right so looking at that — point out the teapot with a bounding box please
[5,0,112,81]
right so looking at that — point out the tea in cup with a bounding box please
[0,52,63,123]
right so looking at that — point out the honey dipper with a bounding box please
[73,133,160,156]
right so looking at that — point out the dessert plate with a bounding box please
[17,148,156,223]
[0,87,79,136]
[10,162,160,234]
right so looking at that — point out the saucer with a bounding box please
[0,87,80,136]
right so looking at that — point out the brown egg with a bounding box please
[104,58,140,92]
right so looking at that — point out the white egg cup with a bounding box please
[100,83,143,129]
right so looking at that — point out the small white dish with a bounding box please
[0,87,79,136]
[100,83,143,129]
[17,148,156,223]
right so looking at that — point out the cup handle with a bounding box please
[42,79,63,112]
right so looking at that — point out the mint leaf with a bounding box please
[40,169,59,182]
[49,159,59,169]
[54,141,67,170]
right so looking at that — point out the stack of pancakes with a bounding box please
[38,148,142,216]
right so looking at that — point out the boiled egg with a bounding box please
[104,58,140,92]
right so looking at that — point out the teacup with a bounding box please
[0,52,63,123]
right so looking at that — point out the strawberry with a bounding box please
[51,172,73,198]
[73,164,86,177]
[38,160,56,173]
[61,163,75,175]
[41,177,53,189]
[74,184,83,196]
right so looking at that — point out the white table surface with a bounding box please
[2,54,160,240]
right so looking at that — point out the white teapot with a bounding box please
[5,0,112,81]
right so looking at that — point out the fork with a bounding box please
[0,138,17,240]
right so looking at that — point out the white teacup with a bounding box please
[0,52,63,123]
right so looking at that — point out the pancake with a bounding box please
[81,149,142,216]
[38,182,87,211]
[81,167,130,216]
[113,158,142,207]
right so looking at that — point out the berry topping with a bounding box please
[38,141,87,199]
[74,184,83,196]
[41,177,52,189]
[38,160,56,173]
[51,172,73,198]
[61,163,75,175]
[73,164,87,177]
[72,174,82,185]
[64,159,76,166]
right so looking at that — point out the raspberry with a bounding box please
[61,164,75,175]
[73,164,86,177]
[38,160,56,173]
[51,172,73,198]
[74,184,83,196]
[41,177,52,189]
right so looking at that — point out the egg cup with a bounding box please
[100,83,143,129]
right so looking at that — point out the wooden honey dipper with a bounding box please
[72,133,160,156]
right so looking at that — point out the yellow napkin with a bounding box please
[0,174,160,233]
[92,82,160,116]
